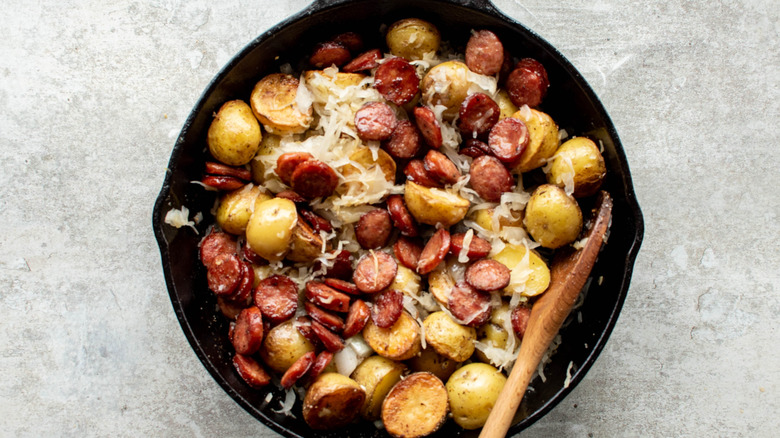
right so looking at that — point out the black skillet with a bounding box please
[152,0,644,436]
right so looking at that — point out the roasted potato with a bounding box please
[215,185,272,235]
[446,363,507,429]
[350,355,406,420]
[287,219,329,263]
[249,133,282,184]
[495,89,519,121]
[388,265,422,296]
[427,264,454,305]
[363,311,422,361]
[304,70,366,97]
[207,100,262,166]
[547,137,606,198]
[250,73,313,135]
[303,373,366,430]
[404,181,470,227]
[407,348,459,381]
[382,372,449,438]
[423,311,476,362]
[421,61,471,119]
[245,198,298,262]
[524,184,583,249]
[475,303,511,364]
[511,107,559,173]
[339,147,397,194]
[386,18,441,61]
[490,243,550,297]
[258,320,315,374]
[471,206,525,233]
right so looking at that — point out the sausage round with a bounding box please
[290,159,339,199]
[449,232,492,260]
[309,41,351,68]
[414,106,443,149]
[232,306,264,355]
[295,316,323,348]
[374,57,420,105]
[355,102,398,141]
[465,30,504,76]
[305,281,351,313]
[417,229,451,275]
[200,231,237,268]
[299,209,333,233]
[241,244,265,265]
[465,259,511,291]
[324,249,354,280]
[447,281,493,327]
[253,275,298,324]
[423,150,461,186]
[332,32,364,53]
[469,155,514,202]
[305,301,346,332]
[371,289,404,329]
[227,261,255,303]
[460,138,492,159]
[233,354,271,388]
[276,152,315,186]
[310,320,345,352]
[202,175,244,191]
[457,93,500,137]
[383,120,422,159]
[323,277,360,295]
[393,236,424,270]
[515,58,549,88]
[386,194,419,237]
[281,351,316,389]
[511,305,532,339]
[487,117,529,164]
[356,209,393,249]
[275,189,306,203]
[404,159,442,188]
[343,49,382,73]
[307,351,334,382]
[353,250,398,293]
[506,59,549,108]
[205,161,252,181]
[207,253,242,296]
[342,299,371,339]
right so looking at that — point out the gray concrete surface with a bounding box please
[1,0,777,436]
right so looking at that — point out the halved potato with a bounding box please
[249,133,281,184]
[511,107,559,173]
[339,147,397,194]
[207,100,262,166]
[420,61,471,119]
[470,206,525,233]
[286,218,329,263]
[303,373,366,430]
[250,73,313,135]
[423,311,476,362]
[490,243,550,297]
[382,372,449,438]
[407,348,459,381]
[475,303,511,364]
[388,265,421,296]
[546,137,606,198]
[427,265,454,305]
[259,320,315,374]
[524,184,583,249]
[304,70,366,96]
[350,356,406,420]
[363,311,421,361]
[215,185,272,235]
[495,89,519,121]
[404,181,470,227]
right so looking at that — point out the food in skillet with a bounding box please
[189,18,607,436]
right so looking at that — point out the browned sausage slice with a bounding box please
[202,175,244,191]
[233,354,271,388]
[404,159,442,188]
[465,259,511,291]
[417,229,451,275]
[291,159,339,199]
[353,250,398,293]
[275,189,307,203]
[371,289,404,329]
[458,93,500,137]
[465,30,504,76]
[393,236,424,270]
[299,209,334,233]
[423,150,461,186]
[310,41,352,68]
[386,194,419,237]
[450,232,492,260]
[343,48,382,73]
[306,351,334,382]
[488,118,529,164]
[324,249,354,280]
[515,58,549,88]
[232,306,264,355]
[207,253,242,296]
[205,161,252,181]
[295,316,323,348]
[323,277,360,295]
[241,244,266,265]
[332,32,364,53]
[200,231,237,268]
[305,301,346,332]
[447,281,493,327]
[356,209,393,249]
[281,351,316,389]
[383,120,422,159]
[414,106,443,149]
[311,320,345,352]
[253,275,298,324]
[228,261,255,303]
[343,299,371,338]
[469,155,514,202]
[375,57,420,105]
[276,152,315,186]
[506,58,550,108]
[460,138,492,159]
[305,281,351,313]
[355,101,398,141]
[511,305,531,339]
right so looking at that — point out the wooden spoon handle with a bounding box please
[480,192,613,438]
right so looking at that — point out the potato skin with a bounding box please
[423,311,476,362]
[404,181,469,227]
[350,355,406,420]
[382,372,449,438]
[363,311,422,361]
[524,184,583,249]
[446,363,507,429]
[250,133,281,184]
[286,220,328,263]
[250,73,313,135]
[245,198,298,262]
[303,373,366,430]
[421,61,471,119]
[215,185,272,235]
[475,303,511,364]
[547,137,606,198]
[490,243,550,297]
[207,100,262,166]
[407,348,459,381]
[510,107,559,172]
[259,320,315,374]
[340,147,397,192]
[470,206,524,233]
[386,18,441,61]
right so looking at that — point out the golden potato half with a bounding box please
[511,107,559,173]
[303,373,366,430]
[250,73,313,135]
[382,372,449,438]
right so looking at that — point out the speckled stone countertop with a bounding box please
[1,0,777,436]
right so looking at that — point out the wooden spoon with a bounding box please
[479,191,613,438]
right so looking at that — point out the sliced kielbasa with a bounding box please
[310,41,351,68]
[506,58,549,108]
[386,194,419,237]
[205,161,252,181]
[343,48,382,73]
[465,30,504,76]
[332,32,364,53]
[404,159,442,188]
[202,175,244,191]
[233,354,271,388]
[447,281,493,327]
[458,93,500,137]
[299,209,333,233]
[423,150,461,186]
[310,320,345,352]
[232,306,264,355]
[417,229,451,275]
[393,236,424,270]
[414,106,443,149]
[253,275,298,324]
[305,281,351,313]
[450,232,492,260]
[371,289,404,329]
[306,351,334,381]
[207,253,242,296]
[355,102,398,141]
[295,316,323,348]
[374,57,420,105]
[323,277,360,295]
[305,301,346,332]
[281,351,316,389]
[200,231,237,268]
[488,118,529,164]
[227,261,255,303]
[353,250,398,293]
[460,138,492,159]
[290,159,339,199]
[515,58,549,88]
[324,249,354,280]
[343,299,371,338]
[275,189,307,203]
[241,244,265,265]
[276,152,315,186]
[511,305,532,340]
[469,155,514,202]
[383,120,422,159]
[356,209,393,249]
[465,259,511,291]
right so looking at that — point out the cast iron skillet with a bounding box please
[152,0,644,436]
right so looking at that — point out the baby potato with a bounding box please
[340,147,397,187]
[471,207,525,233]
[427,264,454,305]
[511,107,560,173]
[287,219,329,263]
[421,61,471,120]
[404,181,470,227]
[524,184,583,249]
[245,198,298,262]
[386,18,441,61]
[259,320,315,374]
[382,372,449,438]
[495,89,519,121]
[207,100,262,166]
[474,303,511,364]
[250,73,313,135]
[446,363,507,429]
[303,373,366,430]
[547,137,606,198]
[407,348,459,382]
[363,311,422,361]
[388,265,422,296]
[490,243,550,297]
[304,70,366,98]
[350,355,406,420]
[250,133,282,184]
[215,185,272,235]
[423,311,476,363]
